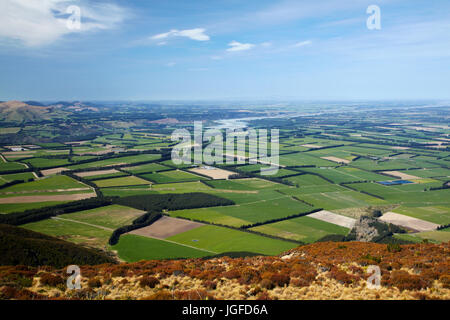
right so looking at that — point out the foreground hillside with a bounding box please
[1,241,448,300]
[0,224,116,268]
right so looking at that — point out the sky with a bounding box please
[0,0,449,101]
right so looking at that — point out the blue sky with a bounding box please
[0,0,449,101]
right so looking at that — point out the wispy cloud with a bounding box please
[293,40,312,47]
[226,41,255,52]
[151,28,210,42]
[0,0,128,47]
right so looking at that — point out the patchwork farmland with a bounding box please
[0,102,448,263]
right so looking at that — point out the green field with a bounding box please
[298,167,394,184]
[22,158,71,169]
[59,204,145,229]
[139,170,207,183]
[170,195,314,227]
[0,161,28,172]
[94,176,150,188]
[0,172,35,184]
[350,182,450,204]
[0,175,88,193]
[84,171,129,181]
[293,189,386,210]
[284,174,331,186]
[0,201,68,214]
[112,234,212,262]
[68,154,161,170]
[250,216,350,243]
[123,163,171,174]
[23,218,112,249]
[278,152,338,167]
[392,205,450,225]
[167,225,297,255]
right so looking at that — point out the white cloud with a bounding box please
[293,40,312,47]
[0,0,128,47]
[226,41,255,52]
[166,62,176,67]
[151,28,210,42]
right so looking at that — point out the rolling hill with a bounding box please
[0,101,51,122]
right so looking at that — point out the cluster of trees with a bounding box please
[346,216,406,243]
[0,198,113,225]
[0,224,115,267]
[115,193,235,212]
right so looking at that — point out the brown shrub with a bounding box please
[174,289,214,300]
[439,275,450,289]
[39,273,64,287]
[259,278,274,290]
[141,290,173,300]
[223,269,240,280]
[87,277,102,288]
[203,280,217,290]
[388,270,430,291]
[290,278,310,287]
[139,276,160,289]
[270,273,290,287]
[256,291,272,300]
[0,286,44,300]
[328,268,359,286]
[238,268,260,285]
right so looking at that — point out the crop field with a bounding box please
[278,152,338,167]
[349,182,450,204]
[112,234,212,261]
[0,161,28,172]
[123,163,171,174]
[139,169,207,183]
[250,216,350,243]
[169,195,315,227]
[67,153,161,170]
[0,201,67,214]
[204,178,282,191]
[0,172,35,184]
[284,174,331,187]
[0,175,89,194]
[22,157,71,169]
[94,176,150,188]
[167,225,297,256]
[59,204,145,229]
[391,205,450,225]
[298,167,394,184]
[23,218,112,249]
[294,190,386,210]
[397,168,450,179]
